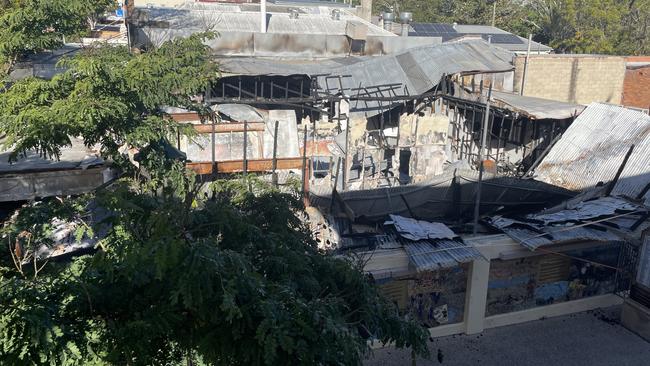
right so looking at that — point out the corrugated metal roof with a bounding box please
[402,237,483,272]
[486,196,646,250]
[487,218,623,250]
[309,169,574,223]
[219,40,514,117]
[530,197,644,224]
[491,91,584,120]
[0,137,103,173]
[134,6,394,36]
[536,103,650,204]
[387,214,456,240]
[215,104,265,122]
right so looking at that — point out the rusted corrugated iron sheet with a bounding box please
[486,196,646,250]
[535,103,650,204]
[192,123,266,133]
[186,157,304,174]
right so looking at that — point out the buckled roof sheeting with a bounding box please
[382,216,484,271]
[387,214,456,241]
[535,103,650,205]
[403,238,482,271]
[218,41,514,117]
[486,196,647,250]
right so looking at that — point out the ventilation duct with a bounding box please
[399,12,412,37]
[382,12,395,31]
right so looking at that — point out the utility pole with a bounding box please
[260,0,267,33]
[520,34,533,96]
[473,79,493,235]
[491,1,497,27]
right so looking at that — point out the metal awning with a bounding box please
[403,238,484,272]
[491,91,585,120]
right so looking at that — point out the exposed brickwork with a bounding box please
[622,66,650,109]
[513,55,626,105]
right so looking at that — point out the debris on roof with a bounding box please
[529,196,645,225]
[34,217,98,260]
[387,214,456,241]
[486,196,648,250]
[403,237,481,272]
[535,103,650,205]
[214,104,265,122]
[310,169,575,223]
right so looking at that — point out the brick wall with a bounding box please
[513,55,626,105]
[622,65,650,109]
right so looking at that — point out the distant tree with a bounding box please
[0,0,114,75]
[618,0,650,55]
[0,34,429,365]
[391,0,646,55]
[0,33,216,165]
[527,0,625,54]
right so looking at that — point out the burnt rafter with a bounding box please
[205,74,421,110]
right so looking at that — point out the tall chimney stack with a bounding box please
[260,0,267,33]
[359,0,372,22]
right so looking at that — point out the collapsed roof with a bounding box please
[310,169,575,223]
[486,196,648,250]
[218,40,514,117]
[534,103,650,205]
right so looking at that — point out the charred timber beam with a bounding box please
[186,158,305,175]
[192,123,265,133]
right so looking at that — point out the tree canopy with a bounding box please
[0,33,429,365]
[388,0,650,55]
[0,0,115,75]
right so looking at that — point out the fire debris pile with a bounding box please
[2,0,650,338]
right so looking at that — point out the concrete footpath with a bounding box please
[365,307,650,366]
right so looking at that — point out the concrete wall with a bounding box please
[379,266,468,328]
[132,0,191,6]
[513,55,626,105]
[622,299,650,342]
[486,244,620,316]
[134,27,439,57]
[622,65,650,110]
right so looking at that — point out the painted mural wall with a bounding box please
[379,266,468,328]
[486,244,621,316]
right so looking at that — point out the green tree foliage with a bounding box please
[0,0,114,74]
[618,0,650,55]
[0,33,216,165]
[391,0,650,55]
[527,0,625,53]
[0,35,428,365]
